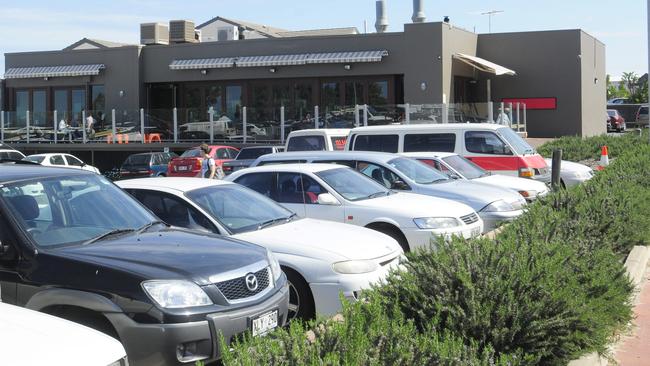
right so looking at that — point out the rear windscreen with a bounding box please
[287,136,326,151]
[123,155,150,166]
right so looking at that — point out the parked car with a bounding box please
[402,152,550,201]
[167,145,239,177]
[117,178,404,321]
[607,97,632,105]
[544,158,594,188]
[635,106,649,127]
[285,129,350,152]
[0,302,128,366]
[226,163,484,251]
[222,146,285,175]
[24,153,100,174]
[119,151,178,178]
[0,163,289,365]
[0,143,26,160]
[606,109,626,132]
[251,151,526,232]
[345,123,551,183]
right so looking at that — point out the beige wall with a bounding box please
[580,31,607,137]
[441,25,478,103]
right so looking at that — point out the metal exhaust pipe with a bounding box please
[412,0,426,23]
[375,0,388,33]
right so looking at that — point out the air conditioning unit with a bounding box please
[217,26,239,41]
[140,23,169,45]
[169,20,196,43]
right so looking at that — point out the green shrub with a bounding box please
[537,131,648,161]
[220,294,520,365]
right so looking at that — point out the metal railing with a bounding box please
[0,102,527,145]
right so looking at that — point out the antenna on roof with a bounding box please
[480,10,503,33]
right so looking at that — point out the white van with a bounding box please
[285,129,350,152]
[345,123,550,183]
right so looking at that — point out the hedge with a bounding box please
[219,138,649,366]
[537,130,648,161]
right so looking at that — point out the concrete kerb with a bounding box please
[568,245,650,366]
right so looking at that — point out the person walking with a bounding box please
[199,143,224,179]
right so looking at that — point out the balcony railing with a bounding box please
[0,102,527,145]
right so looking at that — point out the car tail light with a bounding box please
[194,159,202,170]
[519,167,535,178]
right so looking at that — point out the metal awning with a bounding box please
[236,54,309,67]
[169,58,236,70]
[306,50,388,64]
[453,53,516,76]
[4,64,105,79]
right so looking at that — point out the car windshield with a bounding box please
[388,157,449,184]
[0,174,156,248]
[123,154,150,166]
[607,110,616,117]
[315,167,390,201]
[236,148,273,160]
[497,127,536,155]
[181,149,203,158]
[187,185,294,234]
[442,155,488,179]
[24,156,45,164]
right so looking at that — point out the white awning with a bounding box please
[306,50,388,64]
[4,64,105,79]
[236,54,309,67]
[169,58,235,70]
[453,53,516,76]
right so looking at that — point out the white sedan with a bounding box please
[0,302,127,366]
[226,164,484,250]
[24,153,100,174]
[403,152,550,201]
[544,158,594,188]
[116,177,404,321]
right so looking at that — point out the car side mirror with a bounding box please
[391,180,410,190]
[317,193,340,206]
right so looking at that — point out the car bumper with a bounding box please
[479,209,524,232]
[402,221,484,250]
[167,170,199,177]
[107,284,289,366]
[562,175,593,188]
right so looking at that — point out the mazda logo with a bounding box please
[245,273,258,291]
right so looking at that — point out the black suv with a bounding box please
[120,152,178,179]
[0,164,289,365]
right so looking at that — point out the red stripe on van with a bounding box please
[466,154,547,171]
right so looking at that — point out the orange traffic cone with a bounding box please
[597,145,609,170]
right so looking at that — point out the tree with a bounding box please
[621,72,639,97]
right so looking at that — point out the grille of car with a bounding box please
[460,213,479,225]
[215,267,270,301]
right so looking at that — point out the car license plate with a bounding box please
[178,166,188,171]
[252,310,278,337]
[471,227,481,237]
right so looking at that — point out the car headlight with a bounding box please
[267,249,282,284]
[481,199,516,212]
[574,170,593,179]
[413,217,461,229]
[517,190,538,199]
[332,260,379,274]
[142,280,212,308]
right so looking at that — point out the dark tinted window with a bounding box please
[50,155,65,166]
[403,133,456,152]
[352,134,398,153]
[258,160,307,166]
[65,155,84,167]
[287,136,326,151]
[465,131,511,155]
[124,154,151,167]
[313,160,356,168]
[129,189,217,233]
[0,151,24,160]
[233,172,276,199]
[237,147,273,160]
[277,173,327,204]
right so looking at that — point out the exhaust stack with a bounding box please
[412,0,426,23]
[375,0,388,33]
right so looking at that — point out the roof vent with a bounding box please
[140,23,169,45]
[412,0,426,23]
[375,0,388,33]
[169,20,197,43]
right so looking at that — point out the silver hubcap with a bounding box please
[287,281,300,321]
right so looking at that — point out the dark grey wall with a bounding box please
[4,46,142,112]
[477,30,584,137]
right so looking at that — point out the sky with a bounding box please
[0,0,647,80]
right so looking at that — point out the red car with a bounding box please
[607,109,626,132]
[167,145,239,177]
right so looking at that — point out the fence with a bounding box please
[0,102,526,145]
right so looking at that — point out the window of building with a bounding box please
[32,90,47,127]
[91,85,105,127]
[15,91,29,125]
[368,81,389,106]
[403,133,456,152]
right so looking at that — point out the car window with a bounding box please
[313,159,356,168]
[233,172,276,199]
[181,149,203,158]
[330,136,348,151]
[129,190,217,233]
[236,148,273,160]
[228,148,240,159]
[24,156,45,164]
[50,155,66,166]
[356,161,408,189]
[465,131,512,155]
[215,148,230,159]
[352,134,398,153]
[287,136,326,151]
[277,173,326,204]
[1,151,25,160]
[2,182,53,231]
[65,155,84,167]
[257,160,307,166]
[403,133,456,152]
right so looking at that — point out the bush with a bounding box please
[536,131,648,161]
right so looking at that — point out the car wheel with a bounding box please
[366,223,410,252]
[283,268,315,322]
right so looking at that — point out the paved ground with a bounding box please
[615,263,650,365]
